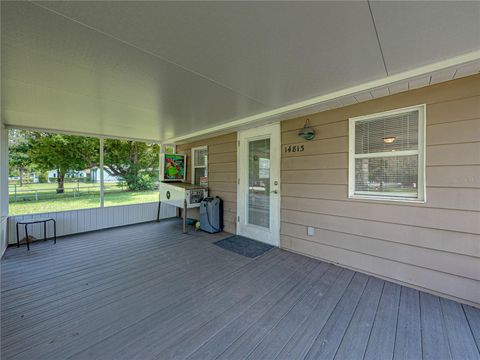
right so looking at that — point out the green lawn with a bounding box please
[8,183,158,215]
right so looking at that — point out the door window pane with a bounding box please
[248,138,270,228]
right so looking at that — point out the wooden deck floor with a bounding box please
[1,219,479,360]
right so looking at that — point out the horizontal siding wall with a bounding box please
[7,202,176,244]
[177,133,237,234]
[280,74,480,306]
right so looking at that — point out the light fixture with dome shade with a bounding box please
[298,119,315,140]
[382,136,396,144]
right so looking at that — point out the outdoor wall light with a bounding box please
[382,136,396,144]
[298,119,315,140]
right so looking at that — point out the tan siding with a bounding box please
[208,172,236,182]
[426,118,480,145]
[209,152,236,164]
[207,181,236,193]
[282,183,480,211]
[424,187,480,211]
[209,163,236,173]
[427,142,480,165]
[281,209,480,257]
[281,169,347,185]
[426,166,480,188]
[281,223,479,280]
[426,95,480,125]
[282,183,347,200]
[280,74,480,306]
[281,197,479,233]
[281,153,348,170]
[177,132,237,234]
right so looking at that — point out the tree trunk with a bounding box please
[56,171,65,194]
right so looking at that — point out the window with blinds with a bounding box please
[191,146,208,185]
[348,105,425,202]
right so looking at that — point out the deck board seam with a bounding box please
[330,275,370,360]
[297,271,356,359]
[362,281,386,360]
[462,304,480,354]
[240,263,326,360]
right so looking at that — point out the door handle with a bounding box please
[270,190,278,194]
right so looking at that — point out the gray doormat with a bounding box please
[214,235,274,258]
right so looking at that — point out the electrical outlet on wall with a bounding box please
[307,227,315,236]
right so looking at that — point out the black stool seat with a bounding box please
[16,218,56,251]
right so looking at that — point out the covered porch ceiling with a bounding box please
[1,1,479,142]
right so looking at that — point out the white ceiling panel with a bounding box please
[1,2,268,141]
[370,1,480,74]
[33,1,387,107]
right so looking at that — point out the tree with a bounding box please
[103,139,159,191]
[28,133,99,193]
[8,130,32,186]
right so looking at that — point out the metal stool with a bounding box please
[16,218,57,251]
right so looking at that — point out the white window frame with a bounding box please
[191,146,208,185]
[348,104,426,203]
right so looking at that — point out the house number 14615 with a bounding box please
[284,145,304,153]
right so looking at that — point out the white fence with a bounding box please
[7,202,176,245]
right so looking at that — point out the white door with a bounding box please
[237,123,280,246]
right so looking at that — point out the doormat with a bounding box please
[214,235,274,258]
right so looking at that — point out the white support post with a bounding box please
[0,125,9,218]
[0,123,9,257]
[99,137,104,208]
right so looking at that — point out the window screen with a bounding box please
[349,106,425,201]
[191,147,208,185]
[193,148,208,167]
[354,156,418,198]
[355,111,419,154]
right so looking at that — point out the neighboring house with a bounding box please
[8,173,39,184]
[47,168,120,183]
[90,167,122,183]
[47,169,88,180]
